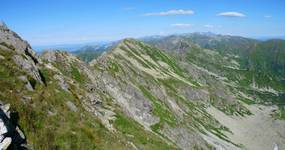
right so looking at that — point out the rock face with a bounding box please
[0,103,27,150]
[0,23,285,150]
[0,22,32,54]
[0,22,44,85]
[90,39,240,149]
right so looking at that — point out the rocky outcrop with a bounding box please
[0,22,33,55]
[0,103,27,150]
[0,22,44,85]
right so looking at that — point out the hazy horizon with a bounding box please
[31,32,285,52]
[1,0,285,46]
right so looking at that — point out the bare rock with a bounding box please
[66,101,78,112]
[12,55,43,84]
[53,75,70,93]
[0,103,27,149]
[0,21,32,54]
[0,55,4,60]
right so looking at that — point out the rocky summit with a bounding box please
[0,23,285,150]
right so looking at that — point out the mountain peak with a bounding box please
[92,38,143,63]
[121,38,138,44]
[0,21,8,30]
[41,49,80,63]
[0,22,33,54]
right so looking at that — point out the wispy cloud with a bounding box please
[217,12,246,17]
[264,15,272,18]
[123,7,136,11]
[204,24,222,28]
[171,23,193,28]
[204,24,214,28]
[144,9,194,16]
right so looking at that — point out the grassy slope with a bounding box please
[1,42,181,149]
[49,51,179,149]
[0,47,132,149]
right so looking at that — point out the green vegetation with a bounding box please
[0,49,130,149]
[71,65,84,83]
[2,30,285,150]
[158,78,181,93]
[138,85,176,128]
[120,45,152,68]
[113,113,178,150]
[150,123,161,133]
[210,96,252,116]
[238,98,256,105]
[106,61,120,76]
[136,41,186,77]
[247,40,285,91]
[72,50,105,62]
[0,42,16,50]
[279,107,285,120]
[273,106,285,120]
[0,42,182,149]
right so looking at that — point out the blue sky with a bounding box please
[1,0,285,46]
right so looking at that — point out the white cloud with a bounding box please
[204,24,214,28]
[264,15,272,18]
[171,23,193,28]
[144,9,194,16]
[217,12,246,17]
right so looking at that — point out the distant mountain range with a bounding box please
[33,41,111,52]
[254,36,285,41]
[33,32,285,54]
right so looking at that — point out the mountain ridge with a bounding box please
[0,24,284,149]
